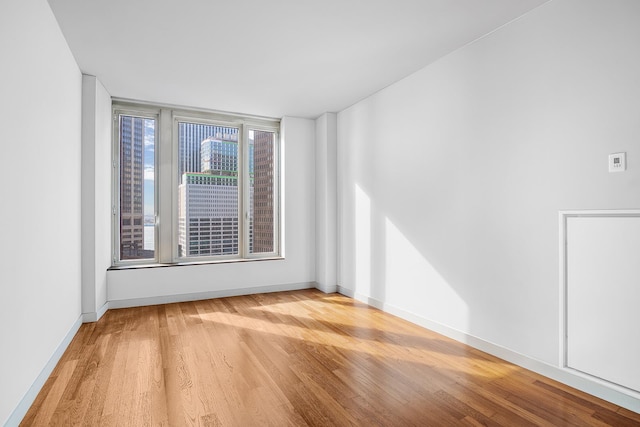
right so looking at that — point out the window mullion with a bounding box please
[111,113,120,265]
[241,124,250,258]
[158,108,173,263]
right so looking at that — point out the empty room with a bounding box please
[1,0,639,425]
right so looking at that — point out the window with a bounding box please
[249,130,277,254]
[178,121,240,258]
[112,102,280,266]
[115,113,156,262]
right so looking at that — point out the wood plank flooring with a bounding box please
[21,289,640,426]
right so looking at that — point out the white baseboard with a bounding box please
[338,287,640,414]
[314,282,338,294]
[336,285,354,297]
[108,282,316,309]
[81,301,109,323]
[5,315,83,427]
[92,282,321,318]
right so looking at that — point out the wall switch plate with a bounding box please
[609,152,626,173]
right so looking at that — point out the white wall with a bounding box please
[315,113,338,292]
[337,0,640,406]
[0,0,83,424]
[107,116,316,304]
[81,75,112,321]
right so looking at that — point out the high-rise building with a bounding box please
[200,137,238,176]
[178,123,238,179]
[251,130,275,253]
[119,116,145,259]
[178,173,239,256]
[178,135,241,257]
[178,129,274,257]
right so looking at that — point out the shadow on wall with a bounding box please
[351,183,469,333]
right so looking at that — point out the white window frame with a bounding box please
[111,106,160,266]
[241,122,281,260]
[111,100,281,267]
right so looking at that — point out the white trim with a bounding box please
[558,211,567,368]
[559,209,640,217]
[337,287,640,413]
[336,285,355,298]
[81,302,110,323]
[112,97,280,123]
[559,209,640,399]
[314,282,338,294]
[108,282,315,309]
[5,315,83,427]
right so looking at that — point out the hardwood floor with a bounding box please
[21,289,640,426]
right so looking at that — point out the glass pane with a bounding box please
[119,115,155,260]
[178,122,240,257]
[249,130,275,254]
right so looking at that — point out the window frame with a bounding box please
[111,100,281,267]
[111,107,160,266]
[242,123,281,260]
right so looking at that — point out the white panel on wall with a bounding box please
[565,212,640,393]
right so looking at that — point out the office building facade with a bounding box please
[178,129,275,257]
[119,115,145,259]
[251,130,275,253]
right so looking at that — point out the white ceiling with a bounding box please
[48,0,548,119]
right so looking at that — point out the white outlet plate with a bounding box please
[609,152,626,173]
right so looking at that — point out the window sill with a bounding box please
[108,256,285,271]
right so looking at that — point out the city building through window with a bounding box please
[113,103,280,266]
